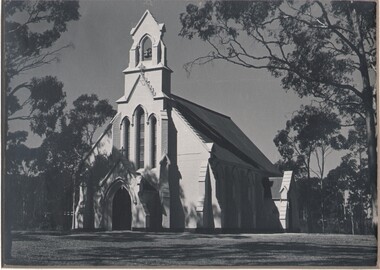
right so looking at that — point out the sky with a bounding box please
[9,0,342,170]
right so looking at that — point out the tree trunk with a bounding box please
[321,177,325,233]
[350,203,355,235]
[354,7,377,237]
[365,107,377,236]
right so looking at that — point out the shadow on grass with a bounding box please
[230,241,377,266]
[61,231,156,243]
[11,232,44,242]
[7,231,377,267]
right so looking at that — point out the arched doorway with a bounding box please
[112,187,132,230]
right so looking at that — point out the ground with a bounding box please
[5,231,377,266]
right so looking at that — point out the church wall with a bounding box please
[171,110,211,229]
[207,160,288,232]
[261,198,283,231]
[254,176,284,231]
[124,69,170,99]
[209,160,267,231]
[207,164,221,229]
[287,184,300,232]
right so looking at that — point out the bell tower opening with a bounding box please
[142,36,152,61]
[112,187,132,230]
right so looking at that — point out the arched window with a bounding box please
[150,116,157,168]
[135,108,145,169]
[142,36,152,61]
[123,118,130,159]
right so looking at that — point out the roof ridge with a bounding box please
[169,93,231,119]
[130,10,165,36]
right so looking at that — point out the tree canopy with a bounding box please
[274,105,343,180]
[179,1,375,118]
[5,0,80,133]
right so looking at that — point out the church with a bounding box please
[73,10,299,232]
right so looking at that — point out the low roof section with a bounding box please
[169,94,281,177]
[268,177,283,200]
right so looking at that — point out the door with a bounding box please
[112,187,132,230]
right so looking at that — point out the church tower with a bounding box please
[122,10,172,100]
[114,10,173,170]
[111,10,173,229]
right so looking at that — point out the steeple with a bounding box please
[120,10,172,100]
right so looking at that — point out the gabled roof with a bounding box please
[130,10,165,36]
[168,94,281,176]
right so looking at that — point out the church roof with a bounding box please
[168,94,281,176]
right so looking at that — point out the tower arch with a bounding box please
[141,35,153,61]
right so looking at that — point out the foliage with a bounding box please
[274,105,343,180]
[33,94,116,229]
[326,153,371,234]
[7,92,116,230]
[5,0,80,82]
[5,0,80,130]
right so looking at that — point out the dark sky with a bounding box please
[9,0,344,170]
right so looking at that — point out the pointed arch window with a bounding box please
[135,108,145,169]
[142,36,152,61]
[150,116,157,168]
[123,118,130,159]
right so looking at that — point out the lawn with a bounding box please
[4,231,377,266]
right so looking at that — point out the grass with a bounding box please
[5,230,377,266]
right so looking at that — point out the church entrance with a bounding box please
[112,187,132,230]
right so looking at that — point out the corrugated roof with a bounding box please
[169,94,281,176]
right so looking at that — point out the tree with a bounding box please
[334,116,372,234]
[34,94,116,229]
[4,0,80,258]
[273,105,343,232]
[179,0,377,228]
[327,154,371,234]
